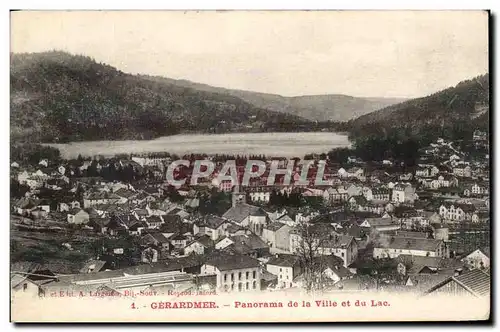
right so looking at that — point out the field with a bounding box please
[10,215,102,274]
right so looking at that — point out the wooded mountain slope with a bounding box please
[11,51,308,143]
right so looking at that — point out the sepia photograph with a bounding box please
[9,10,490,322]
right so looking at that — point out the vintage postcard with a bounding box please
[10,10,490,322]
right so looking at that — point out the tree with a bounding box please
[142,247,157,264]
[293,222,332,293]
[10,179,30,198]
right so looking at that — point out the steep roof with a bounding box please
[186,235,214,248]
[426,269,490,297]
[222,203,267,223]
[203,215,226,229]
[376,237,443,252]
[114,188,137,198]
[320,235,355,249]
[264,221,287,232]
[362,217,396,227]
[230,234,268,251]
[79,260,107,274]
[204,253,261,271]
[267,254,300,267]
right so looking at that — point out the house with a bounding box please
[452,165,472,178]
[346,184,363,197]
[222,202,268,236]
[105,215,128,236]
[373,237,448,259]
[246,186,273,203]
[17,170,30,183]
[114,188,138,202]
[424,269,490,297]
[471,183,489,196]
[266,254,301,289]
[261,222,292,251]
[402,274,453,293]
[392,183,417,204]
[140,232,171,248]
[127,220,148,235]
[361,187,373,201]
[170,234,190,250]
[30,207,49,219]
[338,168,348,178]
[346,167,365,180]
[83,192,121,208]
[11,276,44,297]
[200,253,261,292]
[14,198,42,215]
[372,188,390,201]
[415,165,439,178]
[396,254,464,276]
[184,235,214,256]
[58,200,80,212]
[79,260,109,274]
[289,223,336,254]
[321,255,354,284]
[348,195,368,211]
[439,202,477,221]
[462,248,490,270]
[67,208,90,224]
[422,174,458,189]
[266,210,295,227]
[347,156,357,164]
[144,216,164,229]
[399,172,413,181]
[360,217,400,232]
[193,215,227,241]
[292,255,352,290]
[220,234,270,258]
[317,234,358,267]
[473,130,488,141]
[11,262,57,297]
[322,187,348,204]
[184,197,200,209]
[88,217,111,234]
[396,230,428,239]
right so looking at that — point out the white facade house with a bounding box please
[200,254,261,293]
[373,237,448,259]
[462,249,490,270]
[392,183,417,203]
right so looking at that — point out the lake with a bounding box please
[46,132,351,159]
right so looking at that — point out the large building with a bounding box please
[373,237,448,259]
[200,253,261,292]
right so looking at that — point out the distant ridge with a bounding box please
[145,76,406,122]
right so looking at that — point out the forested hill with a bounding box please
[148,76,405,122]
[348,74,490,141]
[10,51,309,143]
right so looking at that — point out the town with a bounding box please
[10,131,490,299]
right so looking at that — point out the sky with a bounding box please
[10,10,489,98]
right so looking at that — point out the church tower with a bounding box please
[231,184,246,207]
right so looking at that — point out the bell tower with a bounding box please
[231,184,246,207]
